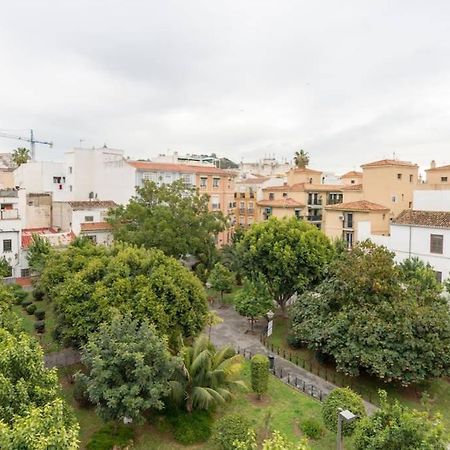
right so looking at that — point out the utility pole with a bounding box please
[0,129,53,160]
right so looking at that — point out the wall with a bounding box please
[0,170,14,189]
[71,208,109,235]
[80,230,113,245]
[52,202,72,232]
[25,194,52,228]
[287,168,322,185]
[413,190,450,211]
[425,168,450,185]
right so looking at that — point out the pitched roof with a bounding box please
[341,171,362,179]
[80,222,112,232]
[341,183,363,191]
[426,164,450,172]
[326,200,389,212]
[68,201,117,210]
[236,177,270,185]
[289,167,322,174]
[263,183,344,192]
[393,210,450,229]
[127,161,234,176]
[21,228,75,249]
[257,198,304,208]
[361,159,418,168]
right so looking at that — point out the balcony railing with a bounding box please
[308,199,322,206]
[1,209,19,220]
[307,214,323,222]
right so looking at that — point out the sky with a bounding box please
[1,0,450,173]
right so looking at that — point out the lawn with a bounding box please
[206,283,242,306]
[267,315,450,432]
[59,361,347,450]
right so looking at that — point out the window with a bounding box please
[282,192,288,198]
[441,176,448,183]
[3,239,12,252]
[409,174,413,182]
[397,173,402,180]
[200,177,207,188]
[309,178,313,184]
[435,271,443,284]
[344,213,353,229]
[351,180,355,184]
[21,268,31,277]
[343,231,353,249]
[69,185,73,192]
[85,235,97,244]
[69,166,73,174]
[391,195,397,203]
[409,201,412,208]
[212,177,220,188]
[430,234,443,254]
[269,193,274,200]
[84,216,94,222]
[240,201,245,208]
[211,195,220,209]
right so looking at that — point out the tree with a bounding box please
[0,284,23,334]
[107,180,225,264]
[251,354,269,399]
[0,329,78,448]
[234,279,273,332]
[208,263,235,304]
[321,388,366,435]
[27,234,52,274]
[238,217,334,314]
[293,149,309,168]
[291,241,450,385]
[170,335,246,412]
[78,314,175,423]
[353,391,448,450]
[0,257,11,278]
[398,257,442,299]
[39,242,208,346]
[206,311,223,339]
[234,430,311,450]
[11,147,31,167]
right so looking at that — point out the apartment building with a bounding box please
[419,161,450,189]
[340,171,362,185]
[240,157,290,177]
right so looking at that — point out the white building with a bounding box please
[360,189,450,283]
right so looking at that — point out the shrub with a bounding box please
[86,423,134,450]
[170,410,213,445]
[33,286,45,301]
[251,354,269,399]
[21,299,32,308]
[34,320,45,333]
[287,333,303,349]
[35,309,46,320]
[26,303,37,315]
[300,418,323,440]
[214,414,252,450]
[8,284,28,305]
[73,375,91,408]
[322,387,366,436]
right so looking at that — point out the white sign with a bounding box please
[267,320,273,337]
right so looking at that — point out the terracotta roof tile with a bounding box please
[393,210,450,228]
[361,159,418,168]
[68,201,117,210]
[289,167,323,174]
[426,164,450,172]
[326,200,389,212]
[127,161,235,177]
[263,183,344,192]
[80,222,112,232]
[341,171,362,178]
[341,183,363,191]
[257,198,304,208]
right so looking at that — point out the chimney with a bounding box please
[430,160,436,169]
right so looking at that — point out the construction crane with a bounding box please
[0,129,53,160]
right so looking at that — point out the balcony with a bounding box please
[307,214,323,222]
[1,209,19,220]
[247,208,254,215]
[327,198,343,205]
[211,204,221,210]
[308,199,322,206]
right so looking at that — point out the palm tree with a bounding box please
[170,335,246,412]
[11,147,31,167]
[293,149,310,168]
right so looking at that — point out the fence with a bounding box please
[258,334,380,406]
[236,346,327,403]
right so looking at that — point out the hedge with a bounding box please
[251,354,269,399]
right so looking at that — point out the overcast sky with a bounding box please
[1,0,450,173]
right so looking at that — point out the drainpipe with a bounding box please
[408,225,412,258]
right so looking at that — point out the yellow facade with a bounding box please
[423,163,450,188]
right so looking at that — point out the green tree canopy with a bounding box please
[78,314,175,423]
[291,241,450,385]
[237,217,334,313]
[0,257,12,278]
[0,284,22,334]
[39,242,208,346]
[293,149,310,168]
[208,262,235,303]
[107,180,225,264]
[170,335,246,412]
[353,391,448,450]
[27,233,52,274]
[11,147,31,167]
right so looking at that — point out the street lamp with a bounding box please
[337,409,356,450]
[266,310,274,337]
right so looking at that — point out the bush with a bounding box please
[26,304,37,315]
[34,309,46,320]
[33,286,45,301]
[300,418,323,440]
[322,387,366,436]
[73,375,91,408]
[34,320,45,333]
[286,333,303,349]
[195,263,208,283]
[8,284,28,305]
[86,423,134,450]
[214,414,252,450]
[251,354,269,399]
[170,410,213,445]
[21,299,32,308]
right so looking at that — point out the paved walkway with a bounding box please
[209,305,377,414]
[44,348,81,369]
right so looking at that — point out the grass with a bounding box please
[206,283,242,306]
[267,315,450,432]
[13,297,61,353]
[59,361,344,450]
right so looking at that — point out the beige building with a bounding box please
[422,161,450,189]
[25,193,52,229]
[324,200,390,248]
[340,171,362,185]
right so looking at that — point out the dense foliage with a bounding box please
[321,387,366,435]
[213,414,252,450]
[251,354,269,399]
[0,285,22,334]
[0,257,11,278]
[39,242,208,346]
[107,180,225,263]
[291,242,450,384]
[170,335,246,412]
[170,410,213,445]
[11,147,31,167]
[238,217,334,312]
[235,429,311,450]
[208,262,235,303]
[353,391,448,449]
[27,233,52,274]
[78,314,175,423]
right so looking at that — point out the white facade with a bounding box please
[413,190,450,211]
